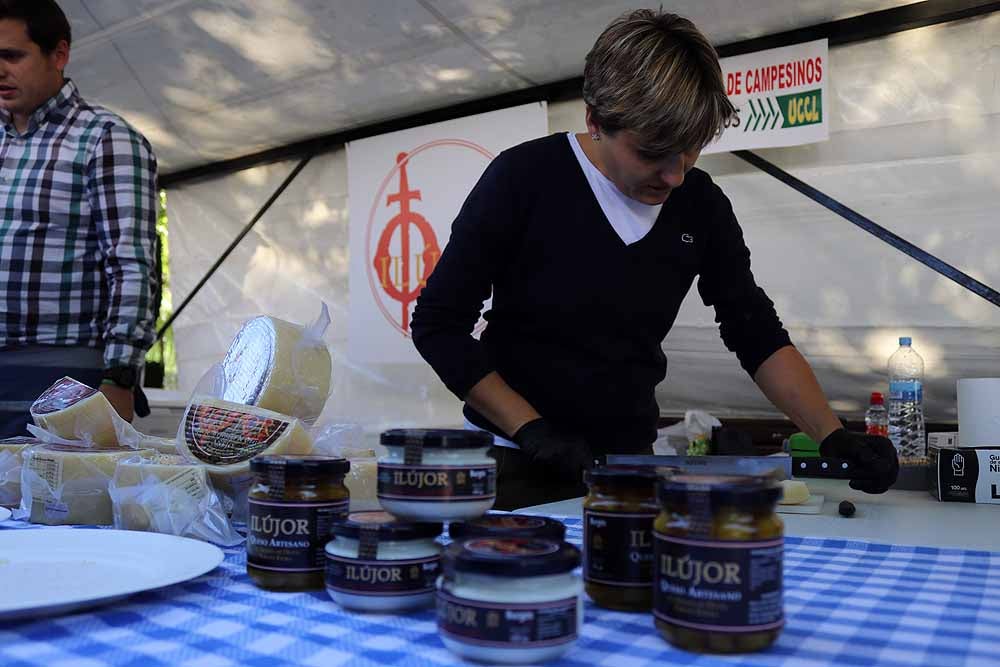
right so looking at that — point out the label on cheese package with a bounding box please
[31,378,98,415]
[178,398,313,477]
[30,377,118,445]
[184,403,292,466]
[24,444,151,525]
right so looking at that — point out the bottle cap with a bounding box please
[869,392,884,405]
[899,336,912,346]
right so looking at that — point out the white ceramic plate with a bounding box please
[0,529,224,621]
[0,507,11,522]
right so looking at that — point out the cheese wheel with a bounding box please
[0,437,39,507]
[222,316,332,422]
[779,479,811,505]
[176,397,314,477]
[113,454,212,533]
[30,377,117,445]
[22,444,154,525]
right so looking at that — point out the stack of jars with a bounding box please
[245,431,786,662]
[245,429,584,665]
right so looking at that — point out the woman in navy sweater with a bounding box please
[411,9,897,509]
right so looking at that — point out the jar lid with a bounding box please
[584,465,659,486]
[448,514,566,541]
[380,428,493,449]
[330,511,443,541]
[658,474,781,505]
[250,455,350,476]
[443,538,580,577]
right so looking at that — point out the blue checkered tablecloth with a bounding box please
[2,516,999,667]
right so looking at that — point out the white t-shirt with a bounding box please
[566,132,662,245]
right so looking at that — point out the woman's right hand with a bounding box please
[513,418,594,484]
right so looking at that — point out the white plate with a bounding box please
[0,529,224,621]
[0,507,11,522]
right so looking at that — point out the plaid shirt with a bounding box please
[0,79,158,372]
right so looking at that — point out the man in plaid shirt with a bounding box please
[0,0,158,437]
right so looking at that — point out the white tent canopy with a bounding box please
[60,2,1000,431]
[63,0,915,173]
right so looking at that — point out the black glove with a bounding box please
[513,418,594,484]
[820,428,899,494]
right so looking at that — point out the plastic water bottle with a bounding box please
[888,337,925,457]
[865,392,889,437]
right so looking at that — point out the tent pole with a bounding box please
[732,149,1000,308]
[155,154,314,341]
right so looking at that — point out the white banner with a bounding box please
[347,103,548,363]
[704,39,828,154]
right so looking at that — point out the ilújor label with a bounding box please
[377,463,495,501]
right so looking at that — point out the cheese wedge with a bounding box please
[113,454,212,533]
[0,437,39,507]
[176,397,313,477]
[30,377,117,445]
[779,479,811,505]
[22,444,154,525]
[222,316,332,422]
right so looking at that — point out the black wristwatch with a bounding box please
[102,366,138,390]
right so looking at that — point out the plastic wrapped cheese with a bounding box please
[21,444,154,525]
[221,309,332,424]
[176,397,314,477]
[110,454,242,546]
[30,377,118,445]
[138,435,178,455]
[346,455,379,512]
[0,437,39,507]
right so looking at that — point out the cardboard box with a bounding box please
[927,432,960,448]
[929,446,1000,504]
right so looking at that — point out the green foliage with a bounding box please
[145,190,177,388]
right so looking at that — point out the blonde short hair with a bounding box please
[583,9,735,155]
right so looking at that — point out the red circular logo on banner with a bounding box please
[365,139,494,337]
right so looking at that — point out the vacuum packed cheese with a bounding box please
[22,444,154,525]
[138,435,178,455]
[110,454,242,545]
[0,437,39,507]
[30,377,118,445]
[345,455,379,512]
[222,315,332,423]
[113,454,211,531]
[176,397,314,477]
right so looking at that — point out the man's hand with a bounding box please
[100,383,135,422]
[820,429,899,494]
[513,418,594,484]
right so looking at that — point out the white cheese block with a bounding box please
[222,315,332,423]
[779,479,811,505]
[176,397,314,477]
[22,444,154,525]
[0,437,39,507]
[113,454,212,533]
[30,377,118,445]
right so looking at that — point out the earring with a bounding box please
[591,133,601,142]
